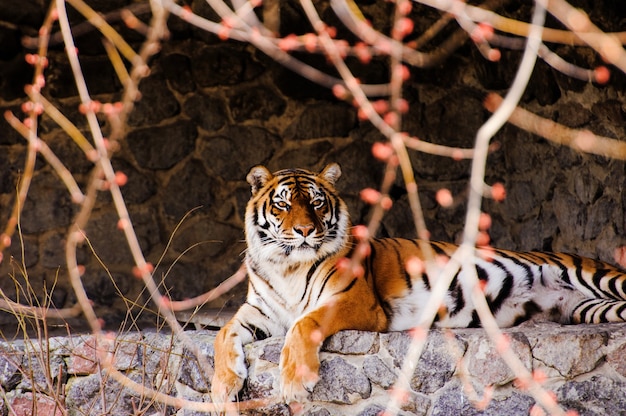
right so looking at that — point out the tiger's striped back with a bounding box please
[364,239,626,330]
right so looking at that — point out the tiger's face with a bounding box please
[244,163,350,265]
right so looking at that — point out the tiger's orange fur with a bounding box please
[211,164,626,405]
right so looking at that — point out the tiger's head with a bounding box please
[244,163,350,265]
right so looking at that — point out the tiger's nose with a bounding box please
[294,224,315,237]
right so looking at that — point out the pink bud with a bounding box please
[114,171,128,186]
[476,231,490,247]
[0,234,11,247]
[491,183,506,201]
[372,142,394,161]
[436,188,453,207]
[332,84,347,99]
[372,100,389,114]
[594,66,610,84]
[487,48,501,62]
[405,256,424,276]
[352,225,369,240]
[478,213,492,231]
[383,111,399,126]
[303,33,317,52]
[360,188,380,204]
[278,34,300,51]
[353,42,371,64]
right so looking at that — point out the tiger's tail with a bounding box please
[534,252,626,324]
[571,298,626,323]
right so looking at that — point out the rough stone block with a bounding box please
[362,355,396,389]
[529,329,607,378]
[18,350,66,392]
[324,330,379,355]
[464,331,532,386]
[557,375,626,416]
[177,340,215,393]
[8,392,64,416]
[383,330,466,394]
[0,345,21,390]
[606,339,626,378]
[431,381,535,416]
[311,356,371,404]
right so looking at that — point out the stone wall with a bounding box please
[1,323,625,415]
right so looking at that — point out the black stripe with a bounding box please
[243,300,271,320]
[548,256,573,287]
[429,241,449,257]
[448,273,464,316]
[390,239,412,290]
[592,268,619,300]
[475,264,489,281]
[367,242,377,283]
[422,272,431,291]
[337,278,358,294]
[572,255,604,299]
[598,302,611,323]
[241,323,269,341]
[615,302,626,320]
[305,267,340,310]
[512,301,542,326]
[318,267,338,296]
[468,310,481,328]
[608,275,619,299]
[575,299,597,323]
[496,250,535,288]
[300,257,326,302]
[486,260,514,314]
[259,201,270,230]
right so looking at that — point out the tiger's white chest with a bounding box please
[246,256,327,328]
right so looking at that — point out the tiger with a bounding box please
[210,163,626,405]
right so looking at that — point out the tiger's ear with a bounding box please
[247,165,273,195]
[320,163,341,186]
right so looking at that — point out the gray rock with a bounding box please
[65,371,167,416]
[311,356,371,404]
[431,382,535,416]
[177,338,215,393]
[383,331,466,394]
[18,349,66,392]
[363,355,396,389]
[464,332,532,386]
[0,345,21,390]
[324,330,379,355]
[557,375,626,416]
[529,329,607,378]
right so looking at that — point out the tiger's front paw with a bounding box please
[210,370,244,412]
[279,341,320,403]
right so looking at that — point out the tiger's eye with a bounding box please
[274,201,289,210]
[312,199,324,209]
